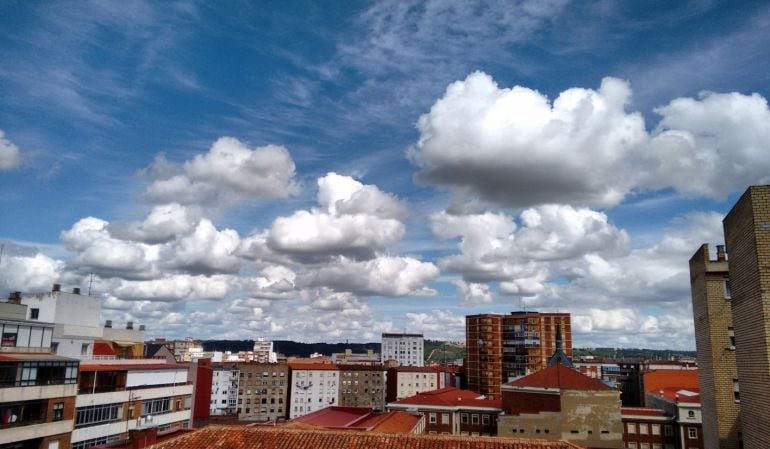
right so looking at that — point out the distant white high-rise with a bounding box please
[253,337,277,363]
[381,333,424,366]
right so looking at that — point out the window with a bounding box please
[641,444,650,449]
[76,403,123,428]
[81,343,89,355]
[687,410,695,419]
[640,423,648,434]
[652,424,660,435]
[429,413,437,424]
[688,427,697,439]
[441,413,450,425]
[724,279,732,299]
[728,328,736,350]
[627,423,636,434]
[50,342,59,354]
[1,332,17,347]
[664,425,673,436]
[141,398,171,416]
[627,443,637,449]
[461,413,468,424]
[472,414,479,425]
[30,308,40,320]
[72,435,121,449]
[482,414,490,425]
[734,379,740,402]
[53,402,64,421]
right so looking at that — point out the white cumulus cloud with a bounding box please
[0,130,22,171]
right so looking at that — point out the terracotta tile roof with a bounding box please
[357,411,421,433]
[292,406,374,428]
[643,370,699,393]
[288,407,421,434]
[148,425,585,449]
[507,363,611,391]
[391,387,502,409]
[288,363,340,371]
[337,364,386,371]
[391,366,437,373]
[621,407,672,418]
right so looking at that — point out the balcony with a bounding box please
[0,419,74,446]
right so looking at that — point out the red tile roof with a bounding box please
[643,370,699,394]
[148,425,585,449]
[391,387,502,409]
[507,364,611,391]
[288,407,421,434]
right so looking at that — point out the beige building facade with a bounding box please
[689,243,741,449]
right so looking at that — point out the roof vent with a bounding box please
[139,324,146,331]
[105,320,113,328]
[73,287,81,295]
[127,321,134,330]
[52,283,61,292]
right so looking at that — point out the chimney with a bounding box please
[129,426,158,449]
[7,292,21,304]
[716,245,727,262]
[105,320,113,328]
[139,324,146,331]
[52,283,61,292]
[72,287,81,295]
[127,321,134,330]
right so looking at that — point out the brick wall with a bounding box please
[724,186,770,449]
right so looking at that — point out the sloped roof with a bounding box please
[357,411,421,433]
[649,387,700,404]
[391,387,502,409]
[507,363,611,391]
[289,363,339,371]
[289,407,421,434]
[147,425,585,449]
[292,407,374,428]
[93,342,117,356]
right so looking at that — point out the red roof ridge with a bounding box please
[507,363,612,391]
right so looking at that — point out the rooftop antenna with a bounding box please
[87,272,94,296]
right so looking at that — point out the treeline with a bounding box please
[202,340,380,357]
[573,347,696,360]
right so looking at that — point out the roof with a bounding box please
[390,366,436,373]
[506,363,611,391]
[644,369,699,393]
[0,353,78,362]
[144,343,167,357]
[337,364,386,371]
[147,425,585,449]
[289,363,339,371]
[649,387,701,404]
[79,363,186,372]
[382,333,423,338]
[289,407,420,433]
[391,387,502,409]
[621,407,672,418]
[93,342,117,357]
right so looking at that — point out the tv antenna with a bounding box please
[87,273,94,296]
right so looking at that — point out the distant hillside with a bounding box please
[203,340,380,358]
[201,340,694,362]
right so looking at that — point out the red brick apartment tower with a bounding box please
[466,314,503,399]
[466,312,572,400]
[723,185,770,449]
[689,244,741,449]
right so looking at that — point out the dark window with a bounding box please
[30,309,39,320]
[53,402,64,421]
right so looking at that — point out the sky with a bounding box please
[2,0,770,349]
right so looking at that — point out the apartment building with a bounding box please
[287,363,338,419]
[337,364,386,410]
[385,366,441,402]
[0,297,79,449]
[235,362,287,421]
[381,333,424,367]
[72,361,192,449]
[689,243,741,449]
[621,407,677,449]
[466,312,572,399]
[331,348,380,365]
[17,285,145,359]
[252,338,277,364]
[723,185,770,449]
[210,365,239,416]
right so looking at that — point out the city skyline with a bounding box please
[2,1,770,348]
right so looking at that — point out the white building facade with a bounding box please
[381,333,424,367]
[210,367,240,416]
[288,364,339,419]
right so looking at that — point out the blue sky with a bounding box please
[2,0,770,348]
